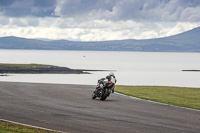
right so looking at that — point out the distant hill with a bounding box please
[0,27,200,52]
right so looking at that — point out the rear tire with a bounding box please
[100,89,110,101]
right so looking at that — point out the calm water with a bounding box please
[0,49,200,87]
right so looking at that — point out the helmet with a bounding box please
[109,72,114,76]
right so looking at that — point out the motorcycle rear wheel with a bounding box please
[100,89,110,101]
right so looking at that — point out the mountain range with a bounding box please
[0,27,200,52]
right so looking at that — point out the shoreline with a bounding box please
[0,63,113,75]
[0,63,87,74]
[182,70,200,72]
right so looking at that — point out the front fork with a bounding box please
[95,87,104,97]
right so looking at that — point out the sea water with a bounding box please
[0,49,199,87]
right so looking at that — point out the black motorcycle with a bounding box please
[92,78,114,101]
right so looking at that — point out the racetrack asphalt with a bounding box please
[0,81,200,133]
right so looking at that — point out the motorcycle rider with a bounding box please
[96,72,117,93]
[106,72,117,93]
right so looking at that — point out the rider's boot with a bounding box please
[112,88,114,93]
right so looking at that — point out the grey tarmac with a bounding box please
[0,82,200,133]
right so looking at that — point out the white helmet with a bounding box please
[109,72,114,76]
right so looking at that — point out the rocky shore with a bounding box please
[182,70,200,72]
[0,63,88,74]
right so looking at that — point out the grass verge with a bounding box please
[115,85,200,110]
[0,120,59,133]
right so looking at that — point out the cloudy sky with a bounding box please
[0,0,200,41]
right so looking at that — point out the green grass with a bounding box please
[115,86,200,110]
[0,121,59,133]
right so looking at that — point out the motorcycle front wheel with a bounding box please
[92,91,96,99]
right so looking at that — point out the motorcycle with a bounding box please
[92,78,114,101]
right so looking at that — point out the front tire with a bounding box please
[92,91,96,99]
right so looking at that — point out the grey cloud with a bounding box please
[54,0,117,18]
[55,0,200,22]
[0,0,56,17]
[0,16,9,25]
[107,0,200,21]
[0,0,15,6]
[0,0,200,22]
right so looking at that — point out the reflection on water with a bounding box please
[0,50,199,87]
